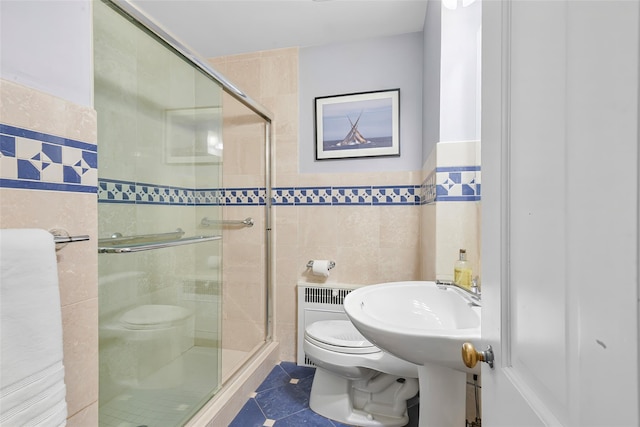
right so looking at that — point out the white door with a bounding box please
[480,1,639,426]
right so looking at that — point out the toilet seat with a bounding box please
[120,304,193,330]
[305,320,379,354]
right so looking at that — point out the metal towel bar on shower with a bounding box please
[200,217,254,227]
[99,228,186,245]
[98,228,221,254]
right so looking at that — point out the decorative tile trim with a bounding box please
[271,187,333,206]
[294,187,332,205]
[273,185,419,206]
[422,166,481,203]
[223,188,266,206]
[0,121,480,206]
[421,170,437,204]
[99,179,197,205]
[271,187,295,206]
[99,179,267,206]
[0,123,98,193]
[332,186,372,205]
[371,186,418,205]
[99,180,422,206]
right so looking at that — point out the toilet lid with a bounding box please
[305,320,378,354]
[120,305,192,330]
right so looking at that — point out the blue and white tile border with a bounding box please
[98,180,420,206]
[98,179,268,206]
[421,166,481,204]
[0,123,98,193]
[2,123,480,205]
[271,185,418,206]
[99,179,204,205]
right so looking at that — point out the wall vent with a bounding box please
[297,284,359,367]
[304,287,352,305]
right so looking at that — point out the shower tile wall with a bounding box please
[0,79,99,426]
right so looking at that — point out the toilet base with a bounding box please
[309,367,418,427]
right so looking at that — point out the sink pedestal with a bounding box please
[417,363,467,427]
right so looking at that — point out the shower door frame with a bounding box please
[104,0,275,365]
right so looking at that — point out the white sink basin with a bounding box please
[343,281,482,427]
[343,280,481,372]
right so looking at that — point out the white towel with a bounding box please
[0,229,67,426]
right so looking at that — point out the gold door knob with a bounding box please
[462,342,494,369]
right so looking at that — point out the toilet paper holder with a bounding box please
[306,260,336,270]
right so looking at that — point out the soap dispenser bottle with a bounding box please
[454,249,472,289]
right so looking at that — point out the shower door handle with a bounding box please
[201,217,254,227]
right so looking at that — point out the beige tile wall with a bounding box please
[432,140,482,283]
[209,49,424,362]
[0,79,99,426]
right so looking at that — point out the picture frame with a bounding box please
[315,89,400,160]
[165,107,223,164]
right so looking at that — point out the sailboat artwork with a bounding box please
[315,89,400,160]
[335,112,372,147]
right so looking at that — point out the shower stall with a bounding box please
[94,1,272,426]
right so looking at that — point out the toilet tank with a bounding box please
[296,282,363,367]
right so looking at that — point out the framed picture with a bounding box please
[315,89,400,160]
[165,107,223,164]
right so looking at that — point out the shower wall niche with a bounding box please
[94,2,271,426]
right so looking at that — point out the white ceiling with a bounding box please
[129,0,429,58]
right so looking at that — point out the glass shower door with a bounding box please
[95,1,225,425]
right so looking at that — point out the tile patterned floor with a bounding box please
[229,362,419,427]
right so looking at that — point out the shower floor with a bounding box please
[99,346,248,427]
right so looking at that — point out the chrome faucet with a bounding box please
[435,279,481,306]
[470,276,480,296]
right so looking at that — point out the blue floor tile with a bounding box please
[256,365,292,392]
[230,362,419,427]
[255,381,310,420]
[280,361,316,379]
[228,398,266,427]
[272,408,335,426]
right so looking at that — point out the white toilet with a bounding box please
[119,304,194,352]
[102,304,195,388]
[304,319,419,427]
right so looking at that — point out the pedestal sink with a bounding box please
[343,281,481,427]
